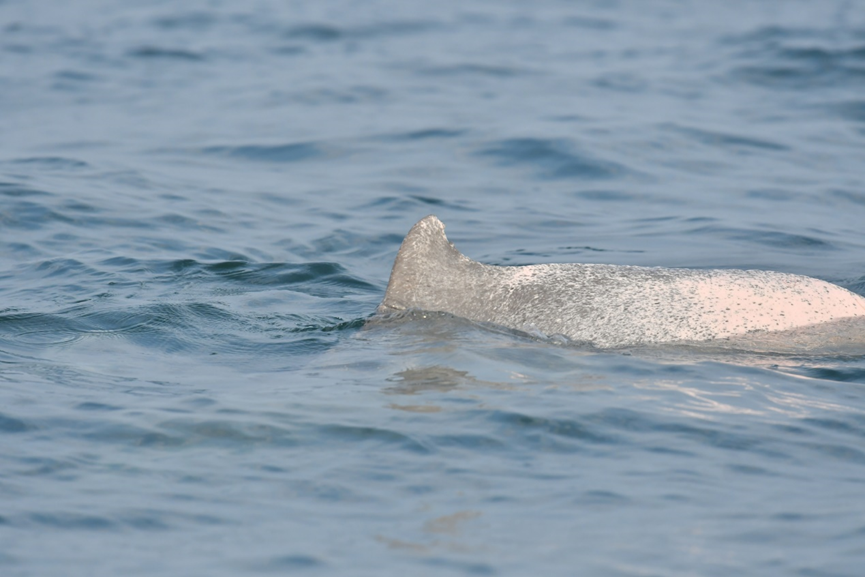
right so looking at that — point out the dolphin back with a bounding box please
[378,215,865,347]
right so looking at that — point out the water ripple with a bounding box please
[727,26,865,89]
[127,46,205,61]
[200,142,328,163]
[477,138,626,180]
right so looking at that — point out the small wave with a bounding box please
[832,100,865,122]
[491,410,620,448]
[0,182,50,198]
[316,423,430,453]
[563,16,617,30]
[127,46,205,61]
[356,195,464,216]
[0,201,75,230]
[795,366,865,384]
[375,128,466,142]
[200,142,326,163]
[416,63,525,78]
[684,224,835,251]
[248,555,326,571]
[8,156,90,170]
[29,512,115,530]
[152,12,217,31]
[666,124,789,152]
[477,137,626,180]
[725,27,865,89]
[0,412,32,433]
[147,259,377,292]
[284,20,439,43]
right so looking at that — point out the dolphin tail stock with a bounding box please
[378,215,473,314]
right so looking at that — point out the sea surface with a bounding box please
[2,1,865,575]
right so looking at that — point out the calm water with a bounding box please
[3,0,865,575]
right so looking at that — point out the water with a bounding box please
[2,0,865,575]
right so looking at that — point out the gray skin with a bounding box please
[377,216,865,348]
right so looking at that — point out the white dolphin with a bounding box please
[377,215,865,348]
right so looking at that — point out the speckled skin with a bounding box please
[378,216,865,348]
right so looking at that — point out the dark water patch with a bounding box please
[377,128,466,142]
[284,20,438,43]
[779,45,865,63]
[143,258,376,294]
[733,67,836,91]
[153,12,218,31]
[574,189,638,202]
[122,514,171,531]
[156,212,223,232]
[586,408,774,455]
[158,419,299,449]
[283,85,388,106]
[802,417,865,439]
[284,24,343,42]
[51,70,101,91]
[307,230,392,260]
[726,464,774,476]
[593,72,648,93]
[685,225,834,251]
[292,317,367,334]
[800,443,865,465]
[0,412,31,433]
[795,366,865,384]
[833,100,865,122]
[431,433,505,451]
[575,490,631,507]
[81,421,187,448]
[201,142,325,163]
[29,512,115,530]
[0,200,76,229]
[564,16,617,30]
[746,188,800,201]
[356,194,471,217]
[72,309,154,335]
[0,182,50,198]
[0,310,84,346]
[846,275,865,295]
[0,302,339,358]
[491,410,619,448]
[829,189,865,206]
[128,46,205,61]
[76,402,121,411]
[76,302,353,358]
[666,124,789,152]
[61,199,98,213]
[3,42,31,54]
[316,423,430,454]
[26,258,111,281]
[422,557,495,575]
[270,44,305,56]
[249,554,325,571]
[747,230,833,250]
[9,157,90,170]
[203,260,376,292]
[477,138,625,180]
[728,31,865,89]
[408,194,453,206]
[417,63,524,78]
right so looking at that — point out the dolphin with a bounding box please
[377,215,865,348]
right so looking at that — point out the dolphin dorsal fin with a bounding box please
[378,215,468,313]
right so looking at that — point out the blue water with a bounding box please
[2,0,865,575]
